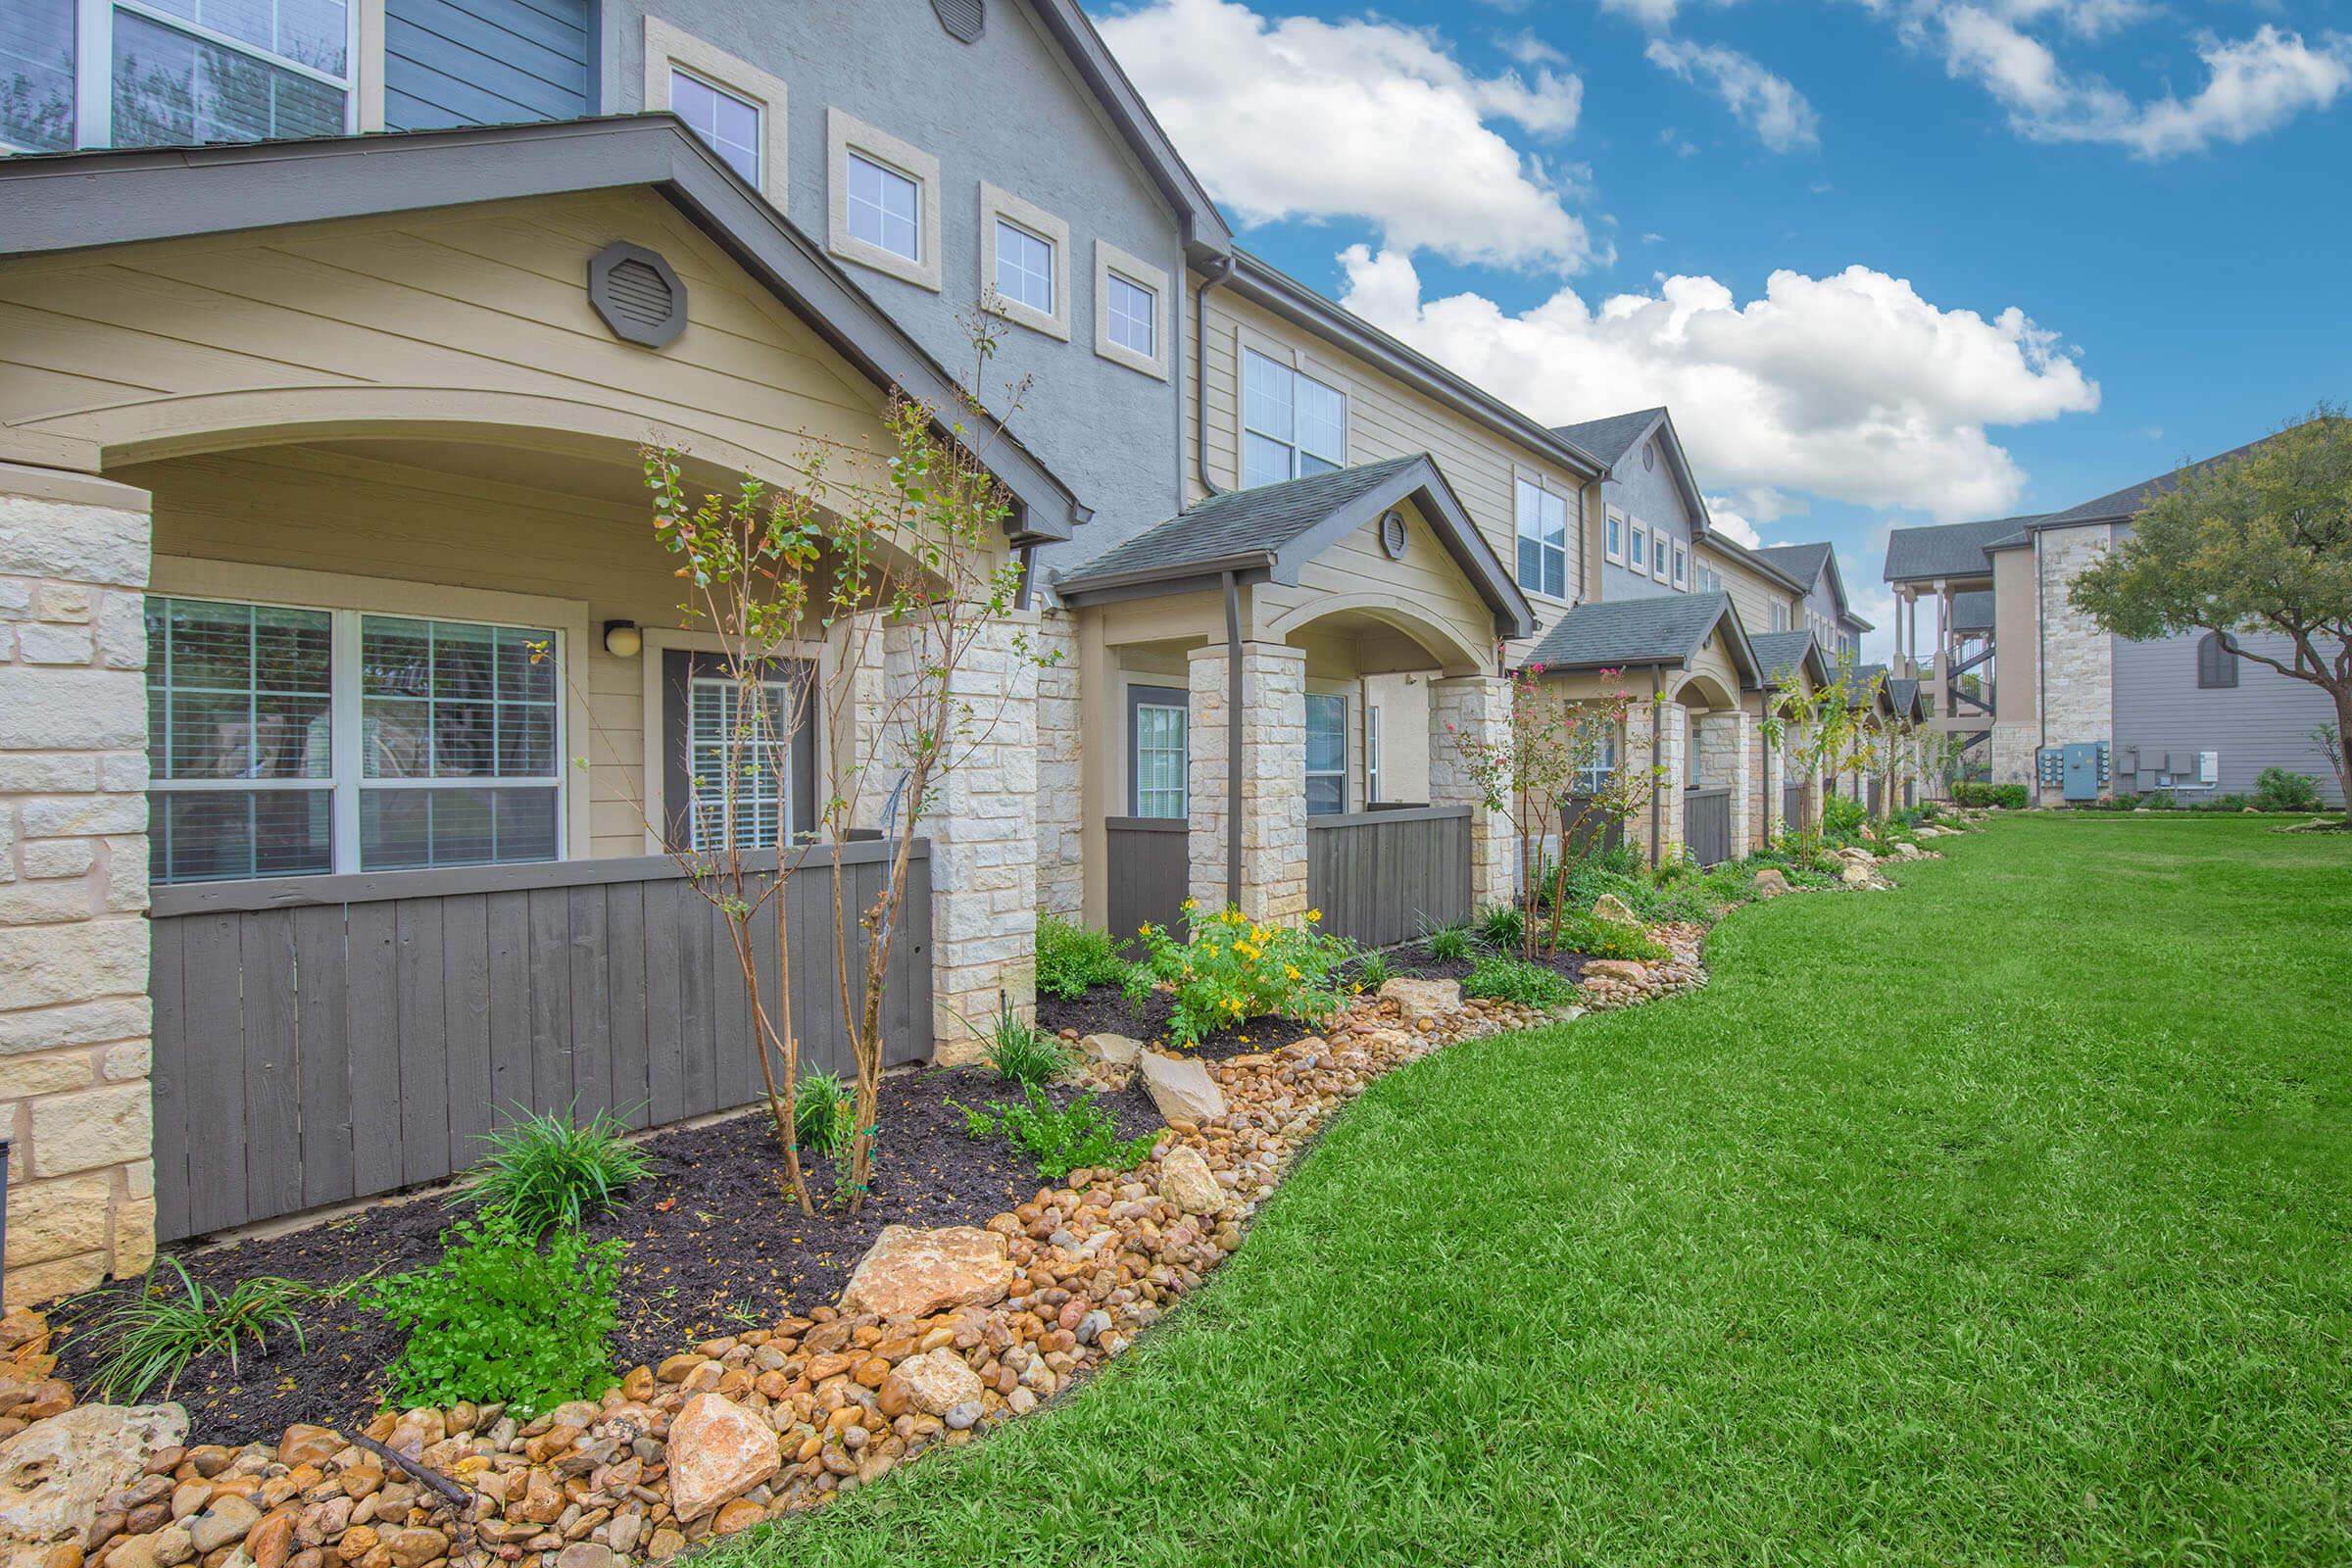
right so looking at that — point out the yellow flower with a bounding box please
[1286,964,1301,981]
[1306,908,1323,923]
[1181,897,1200,911]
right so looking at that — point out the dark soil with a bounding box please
[1387,945,1592,986]
[1036,985,1324,1060]
[50,1067,1160,1449]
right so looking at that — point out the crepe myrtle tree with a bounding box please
[636,310,1051,1212]
[2071,408,2352,813]
[1450,663,1662,960]
[1761,657,1882,858]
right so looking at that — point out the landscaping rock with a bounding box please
[1840,862,1872,886]
[185,1495,258,1556]
[1590,893,1640,925]
[1893,841,1923,859]
[1753,867,1789,896]
[838,1226,1012,1321]
[1137,1053,1227,1126]
[1078,1033,1143,1068]
[1376,977,1461,1024]
[1156,1146,1224,1215]
[663,1395,778,1524]
[1583,959,1648,983]
[891,1351,983,1419]
[0,1404,188,1567]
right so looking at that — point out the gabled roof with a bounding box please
[1054,455,1536,639]
[1752,541,1872,631]
[2034,427,2299,528]
[1886,676,1924,721]
[1226,254,1605,481]
[1553,409,1667,468]
[1845,662,1895,715]
[1519,592,1760,688]
[0,117,1093,542]
[1882,515,2043,582]
[1555,406,1736,557]
[1748,630,1826,689]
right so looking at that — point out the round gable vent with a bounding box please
[933,0,984,43]
[1379,509,1409,561]
[588,241,688,350]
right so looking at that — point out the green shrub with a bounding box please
[368,1210,622,1417]
[1556,849,1659,922]
[2255,767,2322,811]
[1126,905,1353,1049]
[2143,790,2178,810]
[1550,909,1669,961]
[1474,903,1525,953]
[82,1259,317,1402]
[795,1069,851,1154]
[951,1085,1159,1184]
[1821,792,1868,843]
[1351,949,1394,993]
[1952,782,2029,809]
[982,1006,1072,1087]
[1037,916,1133,1000]
[1463,955,1581,1008]
[2191,793,2252,812]
[1421,918,1473,962]
[453,1103,651,1236]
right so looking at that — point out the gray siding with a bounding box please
[1599,435,1696,603]
[2111,628,2342,804]
[600,0,1188,558]
[385,0,593,130]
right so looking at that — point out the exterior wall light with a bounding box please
[604,620,643,659]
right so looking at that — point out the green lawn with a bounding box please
[738,816,2352,1565]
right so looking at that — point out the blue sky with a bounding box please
[1084,0,2351,649]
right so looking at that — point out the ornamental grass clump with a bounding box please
[82,1260,318,1403]
[982,1005,1073,1087]
[1126,901,1353,1049]
[453,1102,652,1236]
[1463,955,1581,1009]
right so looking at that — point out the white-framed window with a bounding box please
[978,182,1069,339]
[1129,685,1188,819]
[54,0,355,152]
[1574,729,1617,795]
[1515,477,1568,600]
[1304,693,1347,815]
[1672,541,1688,590]
[645,21,788,200]
[1605,508,1625,564]
[827,108,941,289]
[1652,529,1671,581]
[1242,349,1345,488]
[687,674,792,852]
[669,69,760,184]
[1094,241,1170,379]
[1772,601,1790,632]
[1366,703,1382,804]
[1630,522,1649,576]
[145,595,563,883]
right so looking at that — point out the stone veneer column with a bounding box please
[1628,699,1688,865]
[1700,710,1750,852]
[1186,642,1306,922]
[1427,675,1512,907]
[886,609,1039,1065]
[0,464,157,1307]
[1032,608,1083,923]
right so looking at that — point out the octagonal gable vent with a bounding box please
[933,0,984,43]
[588,241,687,349]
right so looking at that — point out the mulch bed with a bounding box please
[50,1066,1160,1449]
[1036,986,1320,1060]
[1387,946,1592,986]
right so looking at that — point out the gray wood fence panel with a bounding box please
[1104,818,1189,947]
[1562,796,1626,859]
[1686,788,1734,867]
[1306,806,1472,950]
[147,843,933,1243]
[1782,784,1811,836]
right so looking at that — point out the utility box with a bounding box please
[2061,741,2107,801]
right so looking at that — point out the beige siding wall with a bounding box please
[1701,542,1799,636]
[1189,281,1584,658]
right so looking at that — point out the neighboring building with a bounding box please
[1884,431,2340,806]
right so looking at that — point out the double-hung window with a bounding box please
[1772,601,1790,632]
[1242,350,1345,488]
[669,68,760,185]
[847,152,920,260]
[1652,530,1670,580]
[1574,728,1617,795]
[1304,694,1347,815]
[1630,522,1649,578]
[687,674,792,851]
[1129,686,1189,819]
[38,0,353,152]
[1672,541,1688,590]
[1605,508,1625,564]
[146,597,563,883]
[1515,478,1568,600]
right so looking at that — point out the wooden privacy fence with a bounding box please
[1306,806,1472,950]
[147,841,932,1243]
[1782,783,1811,836]
[1561,796,1626,859]
[1103,816,1188,943]
[1685,787,1734,867]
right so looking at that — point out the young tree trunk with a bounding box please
[2330,683,2352,812]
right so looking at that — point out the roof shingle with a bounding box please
[1056,457,1425,586]
[1551,408,1666,469]
[1882,516,2043,582]
[1521,592,1735,671]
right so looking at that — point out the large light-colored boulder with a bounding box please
[1377,977,1461,1024]
[1156,1146,1225,1215]
[1582,959,1648,983]
[665,1394,780,1523]
[1840,861,1873,886]
[0,1403,187,1565]
[1079,1033,1143,1068]
[1590,893,1640,926]
[1752,867,1790,896]
[1137,1053,1226,1126]
[838,1226,1012,1321]
[892,1349,984,1418]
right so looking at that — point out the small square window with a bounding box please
[1630,523,1648,574]
[1606,510,1624,563]
[1672,542,1688,589]
[848,152,921,261]
[669,69,760,185]
[1107,272,1154,358]
[994,219,1054,315]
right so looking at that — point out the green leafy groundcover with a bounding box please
[716,815,2352,1565]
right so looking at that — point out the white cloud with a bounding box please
[1932,11,2352,156]
[1600,0,1687,29]
[1644,38,1822,150]
[1844,571,1901,664]
[1096,0,1594,270]
[1336,246,2100,521]
[1702,497,1765,548]
[1497,26,1568,67]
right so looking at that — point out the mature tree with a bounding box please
[2070,409,2351,810]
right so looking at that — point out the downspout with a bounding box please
[1012,543,1035,611]
[2035,528,2048,778]
[1222,569,1244,908]
[1648,663,1663,865]
[1194,256,1238,500]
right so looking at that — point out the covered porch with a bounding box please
[1054,456,1531,950]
